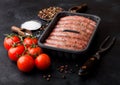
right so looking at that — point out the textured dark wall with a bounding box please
[0,0,120,85]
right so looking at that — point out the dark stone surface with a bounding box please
[0,0,120,85]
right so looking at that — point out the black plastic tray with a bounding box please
[38,11,101,59]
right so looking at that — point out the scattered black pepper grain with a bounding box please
[62,75,66,79]
[46,77,50,81]
[57,64,81,79]
[60,66,65,69]
[58,65,69,73]
[70,69,73,71]
[43,75,47,78]
[60,68,64,73]
[75,64,79,67]
[48,74,51,78]
[65,65,68,68]
[42,74,52,81]
[64,70,68,74]
[39,25,47,31]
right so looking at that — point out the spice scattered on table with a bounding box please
[57,64,74,74]
[39,23,48,31]
[62,75,66,79]
[29,23,48,38]
[43,74,52,81]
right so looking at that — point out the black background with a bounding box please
[0,0,120,85]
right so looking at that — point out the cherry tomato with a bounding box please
[35,54,51,70]
[28,45,42,58]
[17,55,34,72]
[23,36,38,47]
[4,34,20,50]
[8,44,25,62]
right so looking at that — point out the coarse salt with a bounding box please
[21,20,42,30]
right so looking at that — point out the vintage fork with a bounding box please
[78,36,116,76]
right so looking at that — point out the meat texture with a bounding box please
[44,15,96,51]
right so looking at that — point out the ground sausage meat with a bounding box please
[44,15,96,51]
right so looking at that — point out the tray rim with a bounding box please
[38,11,101,54]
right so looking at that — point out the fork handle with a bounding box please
[78,55,99,76]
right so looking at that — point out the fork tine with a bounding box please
[99,36,110,49]
[99,36,116,52]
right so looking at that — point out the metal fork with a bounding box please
[78,36,116,76]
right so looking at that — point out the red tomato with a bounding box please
[35,54,51,70]
[8,44,25,62]
[17,55,34,72]
[4,34,20,50]
[23,37,38,47]
[28,45,42,58]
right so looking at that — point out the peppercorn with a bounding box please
[62,75,66,79]
[46,77,50,81]
[48,74,51,78]
[43,75,47,78]
[42,74,52,81]
[60,68,64,73]
[38,7,63,21]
